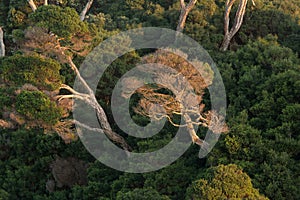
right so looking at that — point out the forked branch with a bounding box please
[177,0,198,32]
[220,0,249,51]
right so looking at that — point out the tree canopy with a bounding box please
[0,0,299,199]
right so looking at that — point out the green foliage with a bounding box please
[186,164,268,200]
[239,0,300,52]
[0,128,91,199]
[15,91,61,126]
[0,55,63,90]
[111,173,145,197]
[0,87,14,113]
[143,160,198,199]
[0,1,299,200]
[116,188,170,200]
[0,1,9,27]
[0,189,9,200]
[29,5,88,39]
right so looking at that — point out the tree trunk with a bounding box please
[27,0,37,12]
[177,9,189,32]
[183,113,203,146]
[220,0,248,51]
[44,0,48,5]
[176,0,197,32]
[80,0,94,21]
[220,34,231,51]
[59,57,132,152]
[0,27,5,57]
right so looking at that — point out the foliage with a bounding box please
[116,188,170,200]
[29,5,88,39]
[0,54,63,90]
[0,1,299,200]
[186,164,268,200]
[15,90,62,126]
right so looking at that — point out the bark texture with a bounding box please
[80,0,94,21]
[176,0,198,32]
[220,0,248,51]
[0,27,5,57]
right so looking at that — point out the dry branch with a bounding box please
[0,27,5,57]
[177,0,198,32]
[27,0,37,12]
[80,0,94,21]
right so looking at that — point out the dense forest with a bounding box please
[0,0,299,199]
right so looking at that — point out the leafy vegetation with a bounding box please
[0,0,299,199]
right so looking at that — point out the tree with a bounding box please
[27,0,94,21]
[122,49,228,146]
[18,11,132,151]
[220,0,255,51]
[186,164,268,200]
[29,5,88,39]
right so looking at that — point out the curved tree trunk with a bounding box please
[58,56,132,153]
[0,27,5,57]
[176,0,198,32]
[80,0,94,21]
[27,0,37,12]
[220,0,248,51]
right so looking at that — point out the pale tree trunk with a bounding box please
[27,0,37,12]
[44,0,48,5]
[0,27,5,57]
[80,0,94,21]
[176,0,198,32]
[183,113,203,145]
[57,56,131,153]
[220,0,249,51]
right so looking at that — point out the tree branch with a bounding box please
[0,27,5,57]
[59,84,90,98]
[80,0,94,21]
[72,119,132,152]
[176,0,198,32]
[27,0,37,12]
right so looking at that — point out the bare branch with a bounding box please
[27,0,37,12]
[59,84,90,98]
[72,119,132,152]
[56,94,87,102]
[80,0,94,21]
[65,56,95,96]
[177,0,198,32]
[0,27,5,57]
[180,0,186,9]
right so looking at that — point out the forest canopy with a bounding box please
[0,0,299,199]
